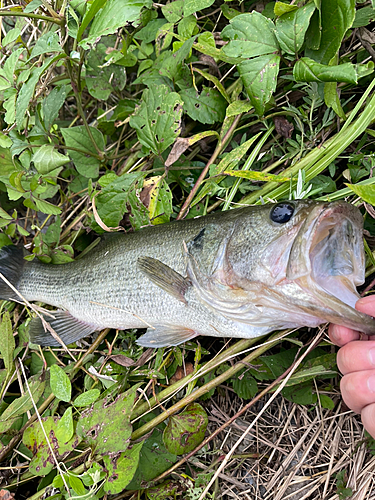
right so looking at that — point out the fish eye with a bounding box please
[270,202,295,224]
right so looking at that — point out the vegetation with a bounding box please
[0,0,374,498]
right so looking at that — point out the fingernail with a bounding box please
[369,348,375,366]
[367,374,375,393]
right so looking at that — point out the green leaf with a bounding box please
[294,57,374,83]
[2,27,21,47]
[80,0,152,49]
[275,3,316,54]
[232,370,258,399]
[42,85,70,132]
[50,364,72,402]
[23,416,81,475]
[0,312,15,374]
[29,32,64,59]
[305,0,355,64]
[352,7,375,28]
[319,394,335,410]
[143,176,173,225]
[129,85,183,154]
[346,183,375,204]
[61,125,104,178]
[76,385,137,455]
[2,48,24,87]
[179,86,227,124]
[282,381,317,405]
[56,407,74,443]
[324,82,346,120]
[274,1,298,16]
[16,54,65,129]
[24,198,61,215]
[74,389,101,407]
[94,172,146,229]
[33,145,70,174]
[126,428,177,489]
[161,0,183,22]
[69,475,86,496]
[222,12,279,58]
[163,403,208,455]
[226,100,252,117]
[238,54,280,116]
[103,442,143,494]
[183,0,215,17]
[0,377,46,433]
[85,43,126,100]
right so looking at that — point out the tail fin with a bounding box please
[0,245,25,301]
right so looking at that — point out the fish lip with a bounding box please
[286,201,364,283]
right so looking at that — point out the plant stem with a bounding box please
[0,10,64,25]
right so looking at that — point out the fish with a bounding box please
[0,200,374,348]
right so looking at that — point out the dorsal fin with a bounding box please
[138,256,191,304]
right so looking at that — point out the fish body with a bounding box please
[0,200,374,347]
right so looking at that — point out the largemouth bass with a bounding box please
[0,200,374,347]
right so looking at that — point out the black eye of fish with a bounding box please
[270,203,295,224]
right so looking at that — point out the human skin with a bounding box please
[328,295,375,437]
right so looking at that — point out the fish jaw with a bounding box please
[286,201,375,333]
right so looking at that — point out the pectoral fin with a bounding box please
[137,325,198,347]
[29,311,98,346]
[138,256,191,304]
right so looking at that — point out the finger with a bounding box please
[328,323,362,347]
[337,341,375,375]
[340,370,375,413]
[356,296,375,316]
[361,403,375,439]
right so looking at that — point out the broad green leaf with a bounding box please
[143,176,173,225]
[42,85,70,132]
[76,385,137,455]
[232,370,258,399]
[77,0,106,43]
[125,428,177,489]
[346,183,375,204]
[61,125,104,178]
[2,48,24,85]
[275,3,316,54]
[238,54,280,116]
[161,0,183,23]
[179,86,226,124]
[56,407,74,443]
[23,416,81,475]
[80,0,152,49]
[305,0,355,64]
[319,394,335,410]
[29,32,64,59]
[274,1,298,16]
[353,7,375,28]
[282,381,317,405]
[33,145,70,174]
[222,12,279,58]
[129,85,183,154]
[226,100,252,117]
[74,389,101,407]
[85,43,126,100]
[16,54,65,129]
[94,172,146,229]
[50,364,72,402]
[0,312,15,373]
[135,19,168,42]
[2,27,21,47]
[24,198,62,215]
[24,0,43,13]
[103,442,143,494]
[184,0,215,17]
[163,403,208,455]
[0,377,45,434]
[294,57,374,83]
[69,475,86,496]
[324,82,346,120]
[146,480,181,500]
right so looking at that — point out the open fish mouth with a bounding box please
[287,202,374,331]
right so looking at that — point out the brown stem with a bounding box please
[176,114,242,220]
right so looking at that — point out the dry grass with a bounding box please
[199,377,375,500]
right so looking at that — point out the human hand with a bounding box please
[329,295,375,437]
